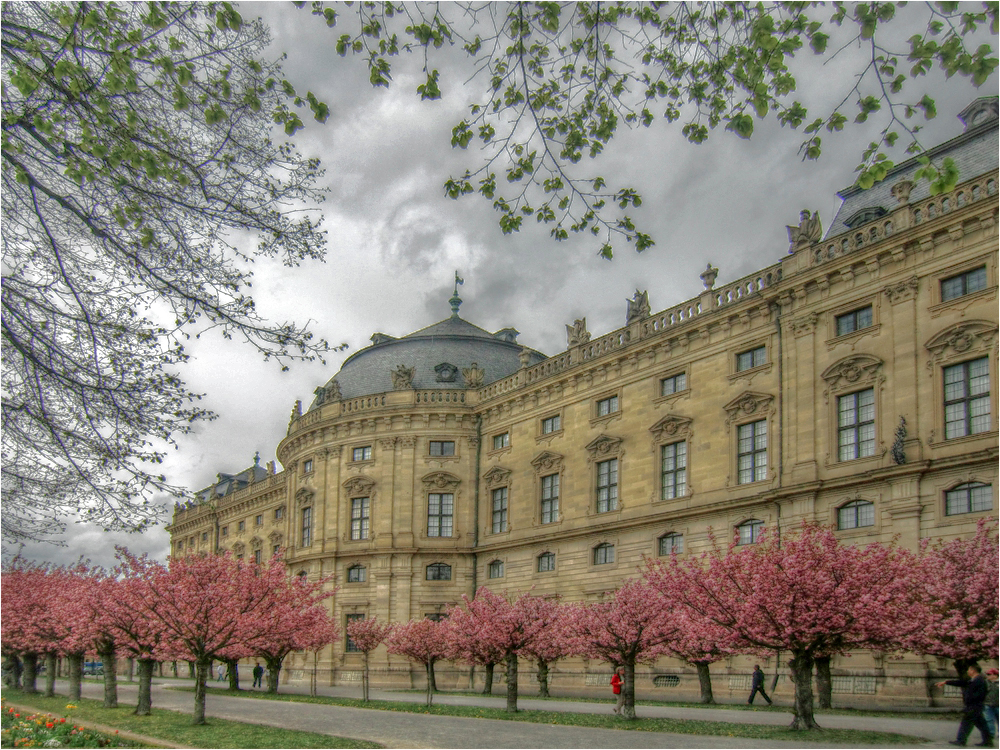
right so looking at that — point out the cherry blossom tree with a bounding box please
[645,523,915,730]
[443,602,507,695]
[661,609,733,705]
[905,521,999,678]
[565,579,677,719]
[385,618,449,706]
[345,617,393,701]
[520,606,570,699]
[451,588,559,713]
[0,560,58,694]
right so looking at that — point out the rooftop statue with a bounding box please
[786,209,822,252]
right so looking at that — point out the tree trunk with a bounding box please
[695,661,715,704]
[788,653,820,730]
[158,661,164,678]
[100,647,118,708]
[536,658,550,697]
[135,658,155,716]
[265,656,282,694]
[44,653,57,697]
[226,659,240,691]
[428,656,437,692]
[22,652,38,693]
[362,651,370,701]
[187,660,195,679]
[171,661,178,678]
[814,655,832,709]
[67,653,84,702]
[126,657,134,682]
[424,659,434,706]
[482,662,494,695]
[505,652,519,713]
[192,658,210,725]
[3,653,22,689]
[622,660,637,720]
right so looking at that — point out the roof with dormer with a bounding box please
[307,291,546,408]
[826,97,998,239]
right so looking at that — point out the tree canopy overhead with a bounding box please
[317,1,998,258]
[1,1,331,544]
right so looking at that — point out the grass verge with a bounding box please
[174,685,925,745]
[3,690,380,749]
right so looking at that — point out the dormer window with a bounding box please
[493,328,519,343]
[434,363,459,383]
[844,206,887,229]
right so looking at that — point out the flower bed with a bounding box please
[1,703,139,748]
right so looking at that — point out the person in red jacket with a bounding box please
[611,666,624,715]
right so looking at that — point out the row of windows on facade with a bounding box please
[337,482,993,585]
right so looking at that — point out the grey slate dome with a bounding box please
[308,299,547,408]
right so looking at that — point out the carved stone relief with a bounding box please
[626,290,651,323]
[391,365,415,389]
[723,392,775,428]
[343,476,376,497]
[434,362,459,383]
[821,354,884,394]
[786,209,822,252]
[530,451,564,474]
[483,466,512,488]
[790,313,819,337]
[421,471,461,491]
[924,320,997,367]
[584,434,624,462]
[295,487,314,506]
[883,276,919,304]
[566,318,592,346]
[649,415,694,445]
[462,362,485,388]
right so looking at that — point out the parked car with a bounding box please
[83,662,103,676]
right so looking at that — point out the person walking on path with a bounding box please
[216,663,225,682]
[984,669,999,740]
[252,662,264,689]
[936,662,993,747]
[748,665,773,706]
[610,667,624,715]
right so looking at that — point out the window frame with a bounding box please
[660,371,688,397]
[350,497,370,540]
[492,432,510,451]
[346,564,366,583]
[658,532,683,556]
[302,459,314,474]
[837,388,876,461]
[491,486,508,534]
[300,506,312,547]
[593,542,615,565]
[596,457,619,513]
[429,440,456,457]
[941,266,988,302]
[426,493,454,537]
[944,482,993,516]
[596,394,620,417]
[736,419,768,484]
[736,519,764,545]
[736,345,767,373]
[943,357,991,440]
[274,507,284,521]
[351,445,373,462]
[540,473,560,524]
[425,562,452,581]
[660,440,687,500]
[254,513,263,527]
[488,559,504,579]
[837,499,875,530]
[540,413,562,435]
[834,305,874,337]
[536,551,556,573]
[238,520,246,532]
[345,613,364,652]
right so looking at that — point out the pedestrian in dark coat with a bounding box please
[936,663,993,747]
[252,662,264,689]
[748,664,773,706]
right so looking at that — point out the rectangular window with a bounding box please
[255,514,263,526]
[488,559,504,579]
[427,493,454,537]
[838,389,876,460]
[540,474,559,524]
[221,526,228,537]
[201,531,208,542]
[835,306,874,336]
[492,432,510,450]
[300,507,312,547]
[736,346,767,372]
[345,613,364,652]
[593,544,615,565]
[350,497,370,540]
[596,395,619,416]
[945,483,993,515]
[253,549,262,564]
[238,520,246,532]
[838,500,875,530]
[352,446,372,462]
[537,552,555,572]
[274,507,284,520]
[303,459,313,473]
[737,520,764,545]
[941,266,987,301]
[737,420,768,484]
[273,544,280,556]
[659,533,683,556]
[491,487,508,534]
[541,415,561,434]
[347,565,366,583]
[661,441,687,499]
[661,372,687,396]
[429,441,455,456]
[596,458,618,512]
[944,358,991,439]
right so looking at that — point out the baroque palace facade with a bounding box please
[167,98,999,705]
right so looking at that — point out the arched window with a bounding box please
[426,562,451,581]
[488,559,504,579]
[736,519,764,545]
[347,564,366,583]
[537,551,555,572]
[593,543,615,565]
[838,500,875,530]
[658,532,683,556]
[945,483,993,516]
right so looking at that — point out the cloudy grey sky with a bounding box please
[12,2,996,567]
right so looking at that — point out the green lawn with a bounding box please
[172,684,926,745]
[2,690,380,749]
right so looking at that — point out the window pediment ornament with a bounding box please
[268,531,282,544]
[723,392,775,428]
[343,476,376,497]
[530,450,564,473]
[924,320,997,368]
[295,487,314,506]
[883,276,919,304]
[649,415,693,444]
[422,471,461,491]
[250,537,262,550]
[483,466,512,488]
[820,355,884,394]
[584,434,624,462]
[232,541,245,555]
